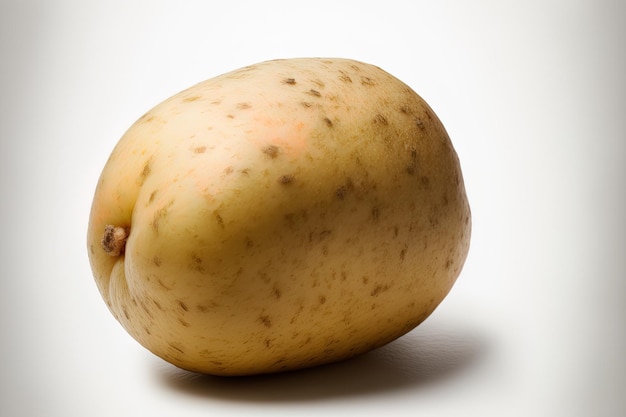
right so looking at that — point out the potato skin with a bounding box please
[87,58,471,375]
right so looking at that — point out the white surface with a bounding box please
[1,1,624,416]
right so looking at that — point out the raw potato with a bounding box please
[87,58,471,376]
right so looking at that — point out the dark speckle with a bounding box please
[323,117,333,127]
[278,174,295,185]
[374,114,388,125]
[214,211,225,228]
[406,149,418,175]
[177,300,189,312]
[192,146,207,154]
[360,76,375,86]
[300,102,313,108]
[236,102,251,110]
[415,117,426,131]
[262,145,280,158]
[306,89,321,97]
[151,201,173,235]
[153,256,162,267]
[319,295,327,305]
[371,206,381,221]
[371,284,390,297]
[168,343,185,354]
[190,253,205,272]
[272,286,282,299]
[259,315,272,328]
[139,160,152,185]
[338,71,352,83]
[282,78,296,85]
[182,96,201,102]
[335,186,347,200]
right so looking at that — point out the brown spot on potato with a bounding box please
[226,114,235,119]
[262,144,280,158]
[278,174,295,185]
[312,79,325,88]
[282,78,296,85]
[371,206,380,221]
[400,246,407,261]
[214,211,225,228]
[139,112,155,124]
[374,113,388,125]
[139,300,153,319]
[168,343,185,354]
[300,102,313,108]
[190,253,205,272]
[272,285,282,299]
[306,89,321,97]
[371,284,390,297]
[415,117,426,131]
[338,71,352,83]
[177,300,189,312]
[182,96,201,102]
[192,146,207,154]
[151,202,172,235]
[319,295,327,305]
[223,166,234,175]
[406,149,418,175]
[259,315,272,328]
[138,160,152,185]
[360,76,375,86]
[153,256,162,267]
[236,102,251,109]
[323,117,333,127]
[158,278,172,291]
[148,189,158,204]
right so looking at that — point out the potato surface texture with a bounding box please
[87,58,471,376]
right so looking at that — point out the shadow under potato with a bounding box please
[152,319,489,403]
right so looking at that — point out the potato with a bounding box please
[87,58,471,376]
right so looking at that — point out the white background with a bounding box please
[1,1,624,416]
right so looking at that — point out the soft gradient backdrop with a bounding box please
[1,1,624,416]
